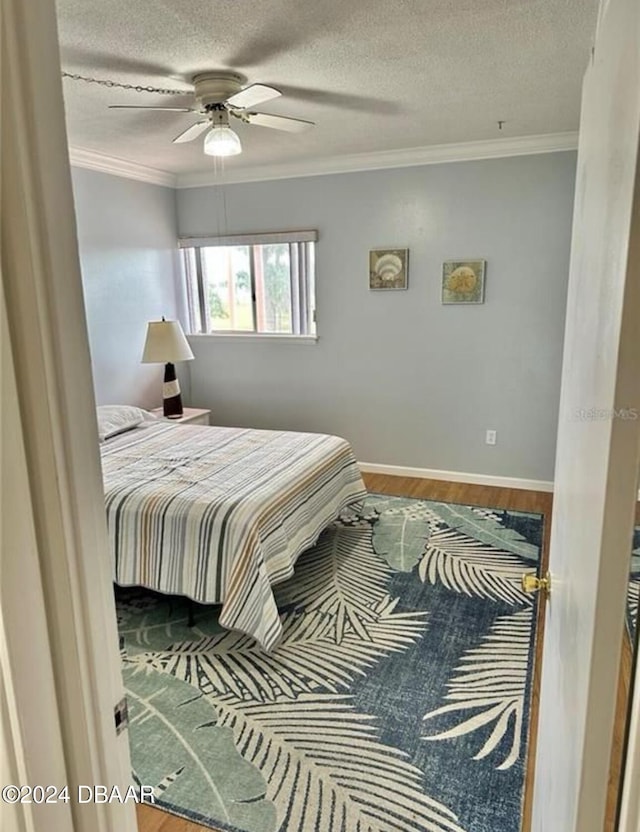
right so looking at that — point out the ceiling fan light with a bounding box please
[203,126,242,157]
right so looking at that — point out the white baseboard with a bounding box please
[358,461,554,493]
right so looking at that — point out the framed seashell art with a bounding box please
[441,259,486,304]
[368,248,409,290]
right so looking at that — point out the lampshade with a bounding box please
[204,126,242,157]
[141,320,194,364]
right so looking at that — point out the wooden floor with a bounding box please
[605,632,633,831]
[135,473,627,832]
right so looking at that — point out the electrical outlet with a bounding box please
[486,429,497,446]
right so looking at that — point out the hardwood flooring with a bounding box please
[135,474,628,832]
[136,805,212,832]
[605,631,634,831]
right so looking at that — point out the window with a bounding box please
[180,230,317,337]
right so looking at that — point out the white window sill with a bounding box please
[187,333,318,345]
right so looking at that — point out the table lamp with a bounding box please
[141,318,194,418]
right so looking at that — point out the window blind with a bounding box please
[178,229,318,249]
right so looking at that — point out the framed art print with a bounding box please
[442,260,486,304]
[369,248,409,291]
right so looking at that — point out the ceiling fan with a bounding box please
[107,71,315,157]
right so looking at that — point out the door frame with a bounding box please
[1,0,136,830]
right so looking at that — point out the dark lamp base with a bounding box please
[162,362,184,419]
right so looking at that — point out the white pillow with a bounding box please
[96,405,155,441]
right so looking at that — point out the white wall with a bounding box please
[71,167,186,408]
[177,152,576,481]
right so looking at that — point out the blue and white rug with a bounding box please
[117,494,544,832]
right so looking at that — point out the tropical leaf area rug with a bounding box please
[116,494,545,832]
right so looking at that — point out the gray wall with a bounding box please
[71,167,187,408]
[177,153,576,481]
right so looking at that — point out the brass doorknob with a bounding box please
[522,572,551,595]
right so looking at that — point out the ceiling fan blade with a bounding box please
[246,112,314,133]
[279,84,400,115]
[173,121,210,143]
[108,105,196,112]
[226,84,281,110]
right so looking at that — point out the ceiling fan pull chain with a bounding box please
[60,72,187,96]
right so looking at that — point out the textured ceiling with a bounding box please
[56,0,598,177]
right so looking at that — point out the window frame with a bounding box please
[179,230,318,340]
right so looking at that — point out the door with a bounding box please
[1,257,75,832]
[531,0,640,829]
[1,0,137,830]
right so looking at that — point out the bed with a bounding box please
[99,414,367,651]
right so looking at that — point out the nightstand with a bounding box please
[151,407,211,426]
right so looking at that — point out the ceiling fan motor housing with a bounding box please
[209,107,232,126]
[192,71,246,108]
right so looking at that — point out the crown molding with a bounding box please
[68,146,177,188]
[175,131,579,189]
[68,131,578,191]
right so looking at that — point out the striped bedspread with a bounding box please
[100,422,367,650]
